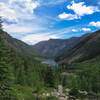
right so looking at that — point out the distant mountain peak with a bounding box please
[34,33,89,57]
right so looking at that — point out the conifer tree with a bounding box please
[0,18,13,100]
[44,67,55,88]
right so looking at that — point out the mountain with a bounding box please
[0,27,61,100]
[0,31,40,57]
[56,30,100,64]
[34,34,89,57]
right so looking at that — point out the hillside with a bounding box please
[1,25,100,99]
[0,31,40,57]
[0,26,61,100]
[56,30,100,64]
[34,34,89,57]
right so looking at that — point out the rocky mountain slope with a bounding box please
[56,30,100,64]
[34,34,89,57]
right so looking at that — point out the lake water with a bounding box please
[41,60,58,66]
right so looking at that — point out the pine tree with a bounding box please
[0,18,13,100]
[44,67,55,88]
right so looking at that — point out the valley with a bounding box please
[0,17,100,100]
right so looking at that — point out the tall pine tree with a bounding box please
[0,18,13,100]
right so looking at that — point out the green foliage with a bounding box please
[0,28,14,99]
[77,66,100,93]
[62,56,100,95]
[69,88,79,96]
[46,96,58,100]
[1,15,100,100]
[0,33,60,99]
[0,17,61,99]
[44,67,55,87]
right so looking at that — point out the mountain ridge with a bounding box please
[0,31,40,58]
[34,33,90,57]
[55,30,100,64]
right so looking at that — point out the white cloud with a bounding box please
[89,21,100,28]
[22,34,59,44]
[72,28,91,32]
[3,23,46,33]
[24,1,39,14]
[0,2,18,23]
[58,12,78,20]
[58,1,100,20]
[0,0,45,36]
[81,28,91,31]
[0,0,39,23]
[21,25,83,44]
[9,0,39,12]
[72,29,78,32]
[67,1,100,16]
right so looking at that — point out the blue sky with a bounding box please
[0,0,100,44]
